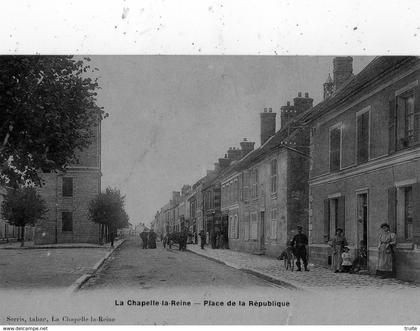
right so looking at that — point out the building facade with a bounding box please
[34,119,101,244]
[303,56,420,282]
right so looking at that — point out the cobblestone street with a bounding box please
[0,246,110,288]
[188,244,419,291]
[81,237,292,290]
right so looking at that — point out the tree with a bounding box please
[0,55,107,187]
[88,187,129,243]
[1,187,48,247]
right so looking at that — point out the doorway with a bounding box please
[356,192,368,270]
[260,211,265,251]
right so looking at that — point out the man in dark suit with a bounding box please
[291,225,309,271]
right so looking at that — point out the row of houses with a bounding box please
[153,56,420,283]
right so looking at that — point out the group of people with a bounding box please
[282,223,397,279]
[139,229,157,249]
[329,223,396,278]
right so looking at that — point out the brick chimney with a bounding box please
[280,101,295,130]
[181,185,191,196]
[240,138,255,157]
[333,57,353,91]
[323,73,334,100]
[293,92,313,114]
[172,191,180,203]
[260,107,276,145]
[227,147,242,161]
[218,154,231,169]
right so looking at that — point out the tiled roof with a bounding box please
[216,56,420,180]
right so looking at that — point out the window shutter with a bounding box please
[337,196,346,233]
[357,115,364,163]
[388,187,397,233]
[412,183,420,244]
[323,199,330,242]
[414,87,420,144]
[389,98,396,153]
[396,97,406,150]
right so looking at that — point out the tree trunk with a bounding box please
[21,226,25,247]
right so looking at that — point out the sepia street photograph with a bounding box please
[1,0,420,328]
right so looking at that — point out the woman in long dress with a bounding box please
[376,223,396,278]
[330,228,348,273]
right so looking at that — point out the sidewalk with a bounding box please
[0,239,125,289]
[188,244,418,291]
[0,240,121,249]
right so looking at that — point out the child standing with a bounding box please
[341,247,352,273]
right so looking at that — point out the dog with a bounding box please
[277,243,295,271]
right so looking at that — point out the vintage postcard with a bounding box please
[1,0,420,328]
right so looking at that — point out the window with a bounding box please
[62,177,73,197]
[357,110,370,164]
[62,212,73,232]
[390,88,419,152]
[250,212,258,240]
[270,209,277,239]
[329,126,341,172]
[271,159,277,193]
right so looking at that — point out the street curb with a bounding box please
[65,239,126,294]
[186,248,301,291]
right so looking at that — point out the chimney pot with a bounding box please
[305,92,309,98]
[287,101,290,106]
[298,92,302,97]
[244,138,247,141]
[264,107,267,112]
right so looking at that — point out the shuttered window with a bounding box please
[390,86,420,153]
[243,212,250,241]
[329,126,341,172]
[357,111,370,164]
[412,183,420,244]
[270,209,277,239]
[250,212,258,240]
[271,159,277,193]
[243,172,250,201]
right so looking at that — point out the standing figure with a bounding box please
[148,229,157,249]
[140,230,148,249]
[329,228,348,273]
[376,223,396,278]
[291,225,309,271]
[210,230,216,249]
[109,226,117,248]
[199,229,206,249]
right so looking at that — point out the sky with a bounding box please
[89,56,374,227]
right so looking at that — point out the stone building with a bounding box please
[301,56,420,282]
[34,119,102,244]
[221,96,313,256]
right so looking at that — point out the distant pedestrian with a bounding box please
[109,226,117,248]
[376,223,396,278]
[341,247,352,273]
[140,230,148,249]
[329,228,348,273]
[148,229,157,249]
[291,225,309,271]
[199,230,206,249]
[163,234,168,248]
[210,230,216,249]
